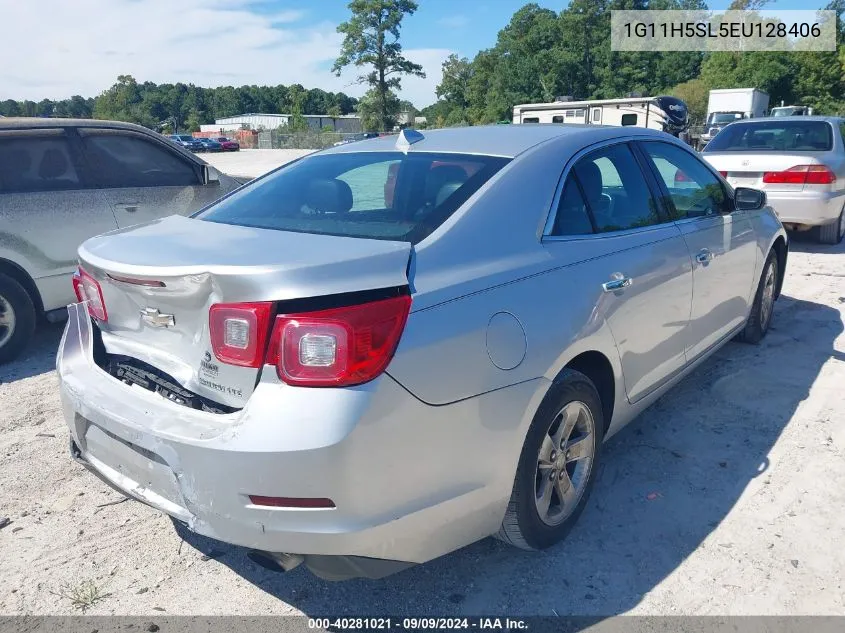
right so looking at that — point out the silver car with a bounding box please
[57,125,787,581]
[702,116,845,244]
[0,118,240,363]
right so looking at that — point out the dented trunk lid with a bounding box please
[78,215,412,409]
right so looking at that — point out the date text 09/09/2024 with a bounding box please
[624,21,821,39]
[307,618,529,631]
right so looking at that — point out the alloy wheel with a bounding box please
[0,295,16,349]
[534,400,596,526]
[760,261,776,330]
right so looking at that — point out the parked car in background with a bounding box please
[703,116,845,244]
[168,134,204,152]
[58,125,786,581]
[216,137,240,151]
[332,132,379,147]
[197,137,223,153]
[771,105,813,117]
[0,118,241,362]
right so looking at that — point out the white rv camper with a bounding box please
[512,95,690,136]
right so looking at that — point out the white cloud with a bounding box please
[0,0,450,109]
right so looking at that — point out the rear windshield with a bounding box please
[705,121,833,152]
[197,151,510,244]
[708,113,743,124]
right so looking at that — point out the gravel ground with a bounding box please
[203,149,314,179]
[0,152,843,615]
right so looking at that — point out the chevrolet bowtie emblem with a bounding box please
[140,307,175,328]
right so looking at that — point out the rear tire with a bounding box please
[817,208,844,245]
[737,251,778,345]
[0,273,37,365]
[497,369,605,551]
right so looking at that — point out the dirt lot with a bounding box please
[203,149,314,179]
[0,150,843,615]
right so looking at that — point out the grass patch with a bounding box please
[53,579,111,612]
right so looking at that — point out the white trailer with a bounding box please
[512,95,690,136]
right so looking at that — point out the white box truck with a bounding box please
[698,88,770,149]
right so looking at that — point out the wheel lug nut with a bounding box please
[550,450,557,461]
[549,471,556,481]
[559,471,565,481]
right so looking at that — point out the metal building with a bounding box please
[200,113,362,134]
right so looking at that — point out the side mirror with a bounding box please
[203,165,220,185]
[734,187,766,211]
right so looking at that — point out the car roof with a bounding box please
[319,124,675,159]
[0,117,163,134]
[728,115,842,124]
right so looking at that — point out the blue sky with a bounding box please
[266,0,819,60]
[0,0,827,109]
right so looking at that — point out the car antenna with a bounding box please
[396,129,424,154]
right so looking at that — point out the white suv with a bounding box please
[0,118,240,363]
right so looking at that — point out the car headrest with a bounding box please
[577,161,603,202]
[425,165,468,202]
[39,148,69,180]
[304,179,353,214]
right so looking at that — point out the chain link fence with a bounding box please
[255,130,388,150]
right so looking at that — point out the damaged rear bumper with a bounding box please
[56,303,534,575]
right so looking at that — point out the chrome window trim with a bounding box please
[542,220,677,244]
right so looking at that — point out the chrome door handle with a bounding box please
[602,277,633,292]
[695,249,713,264]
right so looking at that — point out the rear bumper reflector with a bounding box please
[248,495,336,509]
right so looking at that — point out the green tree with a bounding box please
[333,0,425,131]
[288,84,309,132]
[670,77,711,123]
[436,54,473,109]
[357,87,401,131]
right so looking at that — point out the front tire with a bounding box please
[817,208,845,245]
[738,251,778,345]
[0,273,36,365]
[498,369,605,551]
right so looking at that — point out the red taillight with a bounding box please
[73,267,107,321]
[719,170,728,178]
[266,295,411,387]
[762,165,836,185]
[674,170,691,184]
[209,302,273,368]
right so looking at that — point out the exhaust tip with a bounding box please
[247,550,304,573]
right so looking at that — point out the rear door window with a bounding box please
[570,143,662,232]
[198,151,510,244]
[79,130,199,188]
[0,131,82,193]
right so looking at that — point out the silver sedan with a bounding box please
[57,124,787,580]
[702,116,845,244]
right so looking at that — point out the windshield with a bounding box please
[708,113,743,125]
[197,151,510,244]
[705,120,833,152]
[771,108,800,117]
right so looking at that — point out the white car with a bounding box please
[0,118,240,362]
[702,116,845,244]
